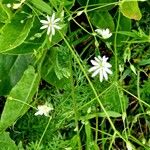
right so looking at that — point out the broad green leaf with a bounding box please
[4,17,44,54]
[0,132,17,150]
[0,54,33,95]
[0,66,40,131]
[4,42,41,54]
[41,46,71,89]
[120,0,142,20]
[29,0,52,15]
[101,85,128,113]
[0,13,34,53]
[89,11,115,31]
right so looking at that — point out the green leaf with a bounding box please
[0,54,33,95]
[101,85,128,113]
[29,0,52,15]
[120,0,142,20]
[0,13,34,53]
[89,11,115,31]
[0,132,17,150]
[0,66,40,131]
[3,17,44,54]
[41,46,71,89]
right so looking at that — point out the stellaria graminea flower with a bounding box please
[88,55,112,82]
[95,28,112,39]
[40,13,61,38]
[35,103,53,117]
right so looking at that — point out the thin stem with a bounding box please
[114,9,121,81]
[37,116,52,149]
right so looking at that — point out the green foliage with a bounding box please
[89,10,115,31]
[29,0,52,15]
[120,0,142,20]
[0,0,149,149]
[0,54,33,95]
[0,132,17,150]
[41,46,71,88]
[0,66,40,131]
[0,12,34,53]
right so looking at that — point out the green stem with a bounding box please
[114,10,121,81]
[37,116,52,149]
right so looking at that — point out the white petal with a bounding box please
[91,68,100,77]
[54,18,61,23]
[40,25,48,29]
[51,27,55,35]
[46,15,51,22]
[105,68,112,74]
[102,56,108,61]
[51,13,55,22]
[95,56,101,62]
[99,69,103,82]
[103,71,108,80]
[88,66,99,72]
[53,25,61,30]
[40,20,48,24]
[47,26,51,35]
[105,62,112,68]
[35,111,43,116]
[91,60,99,66]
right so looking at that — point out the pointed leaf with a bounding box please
[89,11,115,31]
[0,54,33,95]
[29,0,52,15]
[0,66,40,131]
[120,0,142,20]
[0,13,34,53]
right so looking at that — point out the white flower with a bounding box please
[6,3,11,8]
[35,103,53,117]
[40,13,61,37]
[95,28,112,39]
[12,0,25,9]
[126,141,133,150]
[88,55,112,82]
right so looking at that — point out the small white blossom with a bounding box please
[6,3,11,8]
[35,103,53,117]
[126,141,133,150]
[12,0,25,9]
[40,13,61,37]
[95,28,112,39]
[88,55,112,82]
